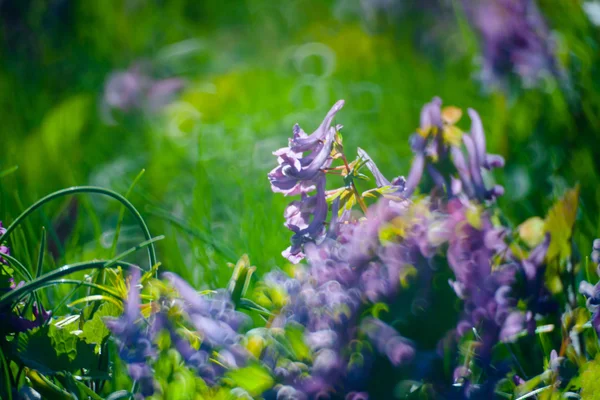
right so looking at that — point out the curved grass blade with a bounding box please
[0,236,163,308]
[0,165,18,179]
[0,347,13,400]
[47,279,122,298]
[0,186,157,269]
[68,295,123,310]
[36,228,46,278]
[1,252,34,282]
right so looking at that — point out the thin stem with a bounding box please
[341,154,368,213]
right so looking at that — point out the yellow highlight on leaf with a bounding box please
[544,185,580,261]
[518,217,546,248]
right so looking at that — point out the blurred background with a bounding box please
[0,0,599,289]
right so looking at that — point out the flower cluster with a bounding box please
[109,98,595,399]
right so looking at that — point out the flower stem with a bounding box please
[341,154,368,214]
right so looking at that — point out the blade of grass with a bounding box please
[0,235,163,308]
[0,347,13,400]
[0,165,18,179]
[0,186,157,269]
[68,295,123,310]
[47,279,122,298]
[36,227,46,278]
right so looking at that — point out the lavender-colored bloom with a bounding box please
[0,222,9,265]
[103,68,149,112]
[146,78,186,111]
[282,174,329,263]
[360,317,415,366]
[275,385,308,400]
[289,100,345,153]
[270,101,346,262]
[269,128,335,197]
[163,272,251,347]
[464,0,559,88]
[1,303,51,334]
[450,109,504,201]
[580,268,600,336]
[102,63,185,124]
[105,269,155,397]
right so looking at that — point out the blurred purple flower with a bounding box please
[0,222,9,265]
[269,101,346,262]
[102,63,185,124]
[360,317,415,366]
[163,272,251,348]
[450,109,504,201]
[282,175,329,263]
[464,0,559,88]
[104,269,155,397]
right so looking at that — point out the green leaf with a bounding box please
[48,316,81,362]
[0,347,13,400]
[82,302,121,353]
[224,363,274,396]
[15,323,103,375]
[580,355,600,399]
[545,185,579,262]
[0,263,14,290]
[284,323,310,362]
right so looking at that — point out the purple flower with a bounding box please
[102,63,185,124]
[104,269,155,397]
[360,317,415,366]
[464,0,559,88]
[0,222,9,265]
[163,272,251,348]
[289,100,345,153]
[450,109,504,201]
[268,128,335,197]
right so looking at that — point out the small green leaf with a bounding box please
[82,302,121,353]
[580,355,600,399]
[49,317,81,362]
[284,324,311,362]
[0,263,14,290]
[224,363,274,396]
[545,185,579,262]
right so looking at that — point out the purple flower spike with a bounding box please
[403,153,425,197]
[269,127,335,196]
[464,0,560,88]
[104,270,155,398]
[283,174,329,263]
[162,272,250,347]
[289,100,345,152]
[448,109,505,201]
[360,318,415,367]
[419,96,443,135]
